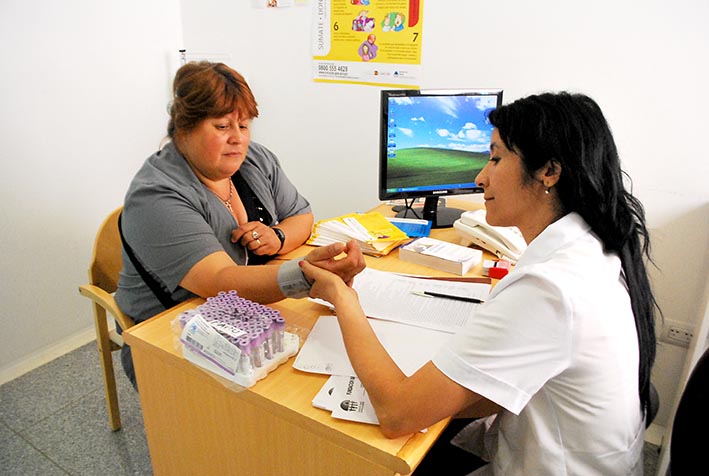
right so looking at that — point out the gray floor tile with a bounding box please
[0,420,68,476]
[644,442,660,476]
[22,389,151,476]
[0,343,102,432]
[0,342,152,476]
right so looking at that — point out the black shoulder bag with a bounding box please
[118,212,179,310]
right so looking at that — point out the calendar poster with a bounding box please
[312,0,423,87]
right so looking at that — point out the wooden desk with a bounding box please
[124,200,487,476]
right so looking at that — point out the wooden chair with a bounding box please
[78,206,134,431]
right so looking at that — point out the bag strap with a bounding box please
[118,212,179,310]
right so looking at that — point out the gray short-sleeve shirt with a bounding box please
[114,141,311,323]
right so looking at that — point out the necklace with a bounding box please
[214,180,234,213]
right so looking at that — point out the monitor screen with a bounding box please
[379,88,503,228]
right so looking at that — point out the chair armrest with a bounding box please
[78,284,136,331]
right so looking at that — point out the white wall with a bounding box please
[0,0,182,378]
[178,0,709,434]
[1,0,708,447]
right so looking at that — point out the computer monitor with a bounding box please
[379,88,503,228]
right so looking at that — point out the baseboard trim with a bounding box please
[645,422,665,447]
[0,327,96,385]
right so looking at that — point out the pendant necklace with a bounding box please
[217,180,234,214]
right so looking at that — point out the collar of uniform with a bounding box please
[514,212,591,269]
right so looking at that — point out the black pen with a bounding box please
[412,290,485,304]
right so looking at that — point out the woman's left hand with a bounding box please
[302,239,365,288]
[299,256,360,306]
[231,222,280,256]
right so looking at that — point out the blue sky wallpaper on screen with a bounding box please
[387,95,497,154]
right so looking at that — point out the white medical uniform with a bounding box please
[432,213,645,475]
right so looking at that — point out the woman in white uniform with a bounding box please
[299,92,658,476]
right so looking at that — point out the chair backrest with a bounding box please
[669,345,709,475]
[89,206,124,292]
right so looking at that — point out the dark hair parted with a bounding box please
[488,92,658,419]
[167,61,259,138]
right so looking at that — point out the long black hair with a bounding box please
[488,92,658,418]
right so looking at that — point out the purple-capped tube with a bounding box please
[237,337,253,375]
[274,316,286,353]
[261,322,274,360]
[250,330,264,368]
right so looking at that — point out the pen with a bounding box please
[412,290,485,304]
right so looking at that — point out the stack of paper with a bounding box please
[312,374,379,425]
[307,212,410,256]
[310,268,491,333]
[399,237,483,275]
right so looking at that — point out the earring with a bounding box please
[545,188,550,195]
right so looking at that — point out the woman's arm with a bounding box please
[300,260,492,438]
[181,239,365,304]
[180,251,284,303]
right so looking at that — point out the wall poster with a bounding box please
[312,0,423,87]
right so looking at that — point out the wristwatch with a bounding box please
[272,227,286,253]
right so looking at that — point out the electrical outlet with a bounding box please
[661,320,694,348]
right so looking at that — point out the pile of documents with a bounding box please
[399,237,483,275]
[307,212,411,256]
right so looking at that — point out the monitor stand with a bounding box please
[394,196,464,228]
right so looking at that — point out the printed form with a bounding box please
[313,267,491,332]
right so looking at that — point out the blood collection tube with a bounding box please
[237,337,253,375]
[260,322,273,360]
[250,330,264,368]
[274,316,286,353]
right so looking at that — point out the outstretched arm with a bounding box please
[299,259,489,437]
[180,240,365,304]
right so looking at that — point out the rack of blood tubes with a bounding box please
[177,290,299,388]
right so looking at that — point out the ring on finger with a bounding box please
[256,239,261,247]
[251,230,259,240]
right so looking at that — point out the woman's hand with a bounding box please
[232,213,314,257]
[232,221,280,256]
[299,258,359,306]
[303,239,365,287]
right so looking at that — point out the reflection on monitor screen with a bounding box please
[379,88,503,228]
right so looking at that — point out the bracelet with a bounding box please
[272,227,286,254]
[277,258,312,298]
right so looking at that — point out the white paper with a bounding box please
[312,268,490,332]
[312,375,338,411]
[329,375,379,424]
[293,315,451,376]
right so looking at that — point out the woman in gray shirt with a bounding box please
[115,61,364,388]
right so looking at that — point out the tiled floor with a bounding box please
[0,343,152,475]
[0,342,662,476]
